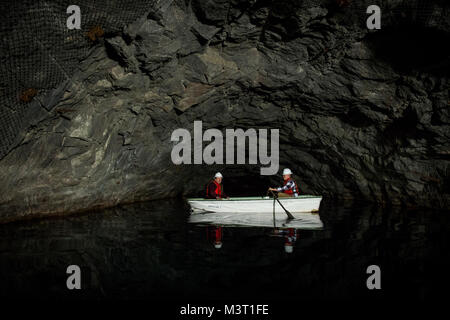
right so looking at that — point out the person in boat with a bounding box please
[205,172,229,200]
[268,168,299,198]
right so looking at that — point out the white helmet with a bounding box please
[282,168,293,175]
[214,172,223,178]
[284,244,293,253]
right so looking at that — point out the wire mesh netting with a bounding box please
[0,0,447,160]
[0,0,165,159]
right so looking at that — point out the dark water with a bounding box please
[0,199,449,301]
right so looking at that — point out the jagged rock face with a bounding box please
[0,0,449,221]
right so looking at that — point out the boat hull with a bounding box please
[187,196,322,213]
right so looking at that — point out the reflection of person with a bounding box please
[205,172,229,199]
[273,228,298,253]
[284,228,297,254]
[213,226,223,249]
[268,168,299,198]
[206,226,223,249]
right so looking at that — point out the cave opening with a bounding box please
[220,171,275,198]
[187,167,276,198]
[365,25,450,76]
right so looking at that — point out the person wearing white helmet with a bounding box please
[268,168,299,198]
[205,172,229,199]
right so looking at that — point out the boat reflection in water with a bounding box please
[190,211,323,253]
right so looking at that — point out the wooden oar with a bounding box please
[266,190,277,228]
[269,190,295,220]
[272,193,276,228]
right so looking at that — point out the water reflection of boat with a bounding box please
[189,211,323,229]
[187,196,322,214]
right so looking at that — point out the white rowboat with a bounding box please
[187,195,322,214]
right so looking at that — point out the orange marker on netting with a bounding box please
[86,25,105,42]
[19,88,38,103]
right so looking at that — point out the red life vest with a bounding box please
[214,226,222,241]
[206,180,223,198]
[283,178,299,195]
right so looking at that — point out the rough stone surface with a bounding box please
[0,0,449,221]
